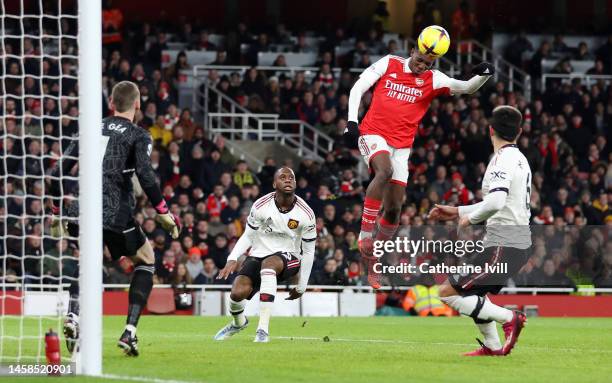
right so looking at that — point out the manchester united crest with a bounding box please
[287,219,299,229]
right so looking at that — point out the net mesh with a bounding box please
[1,0,79,363]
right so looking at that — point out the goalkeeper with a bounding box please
[50,81,181,357]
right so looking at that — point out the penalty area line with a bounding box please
[274,335,612,354]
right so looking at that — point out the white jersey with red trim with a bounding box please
[482,144,532,249]
[246,192,317,259]
[359,55,454,148]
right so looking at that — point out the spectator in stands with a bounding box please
[355,52,372,69]
[206,185,228,218]
[297,91,319,125]
[412,0,442,35]
[293,34,316,53]
[232,160,259,189]
[451,1,478,41]
[366,29,385,55]
[178,23,195,47]
[587,59,606,75]
[194,258,219,284]
[202,149,230,192]
[553,58,573,74]
[242,67,266,99]
[166,51,191,85]
[146,32,168,70]
[220,195,241,225]
[539,258,576,288]
[272,55,287,67]
[529,41,552,81]
[247,33,270,66]
[209,233,229,269]
[552,34,569,56]
[316,63,334,88]
[574,41,594,61]
[102,0,123,52]
[150,116,173,147]
[211,49,228,65]
[314,258,347,285]
[197,30,217,51]
[387,40,400,55]
[184,247,203,280]
[595,35,612,71]
[594,246,612,287]
[443,172,473,205]
[504,31,533,68]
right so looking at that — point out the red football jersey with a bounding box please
[360,55,451,149]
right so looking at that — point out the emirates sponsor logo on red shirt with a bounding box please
[384,79,424,103]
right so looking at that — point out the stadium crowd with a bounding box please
[1,5,611,297]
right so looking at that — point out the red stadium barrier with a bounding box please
[2,291,612,317]
[490,295,612,317]
[0,291,23,315]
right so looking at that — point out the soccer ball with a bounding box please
[417,25,451,58]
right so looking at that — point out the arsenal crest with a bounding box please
[287,219,299,229]
[415,78,424,86]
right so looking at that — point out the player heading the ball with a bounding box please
[344,25,495,289]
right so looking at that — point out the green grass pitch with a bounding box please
[3,315,612,382]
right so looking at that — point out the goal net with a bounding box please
[1,0,102,374]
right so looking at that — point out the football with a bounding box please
[417,25,451,58]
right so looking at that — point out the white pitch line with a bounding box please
[275,335,472,347]
[100,373,199,383]
[273,335,612,354]
[98,332,612,354]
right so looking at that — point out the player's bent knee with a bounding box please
[231,286,251,301]
[385,205,401,221]
[231,277,253,300]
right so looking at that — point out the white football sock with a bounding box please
[476,321,502,350]
[441,295,513,323]
[229,297,247,326]
[359,231,372,240]
[257,268,277,333]
[125,324,137,337]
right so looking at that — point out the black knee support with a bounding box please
[469,295,486,320]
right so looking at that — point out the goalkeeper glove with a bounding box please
[50,205,68,238]
[154,200,181,239]
[343,121,360,149]
[471,62,495,76]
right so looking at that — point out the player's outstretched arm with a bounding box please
[435,62,494,95]
[428,204,459,221]
[218,210,261,279]
[458,191,507,226]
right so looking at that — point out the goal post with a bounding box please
[0,0,102,375]
[77,0,102,376]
